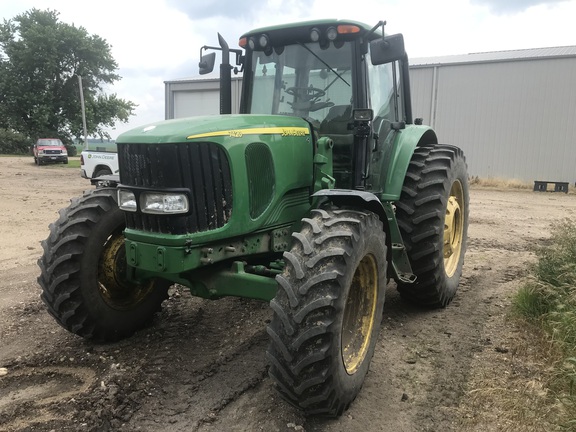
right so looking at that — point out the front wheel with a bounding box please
[37,188,170,341]
[267,208,387,417]
[395,144,469,307]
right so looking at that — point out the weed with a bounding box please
[512,219,576,428]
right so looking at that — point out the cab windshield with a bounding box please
[248,41,354,128]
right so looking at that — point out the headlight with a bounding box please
[117,190,190,214]
[141,193,189,214]
[118,189,137,212]
[62,150,68,155]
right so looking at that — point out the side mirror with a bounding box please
[199,52,216,75]
[370,33,406,65]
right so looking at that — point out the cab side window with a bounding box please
[366,49,402,141]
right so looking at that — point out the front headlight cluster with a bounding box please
[117,189,189,214]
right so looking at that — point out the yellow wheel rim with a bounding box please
[98,231,155,310]
[341,254,378,375]
[444,180,465,277]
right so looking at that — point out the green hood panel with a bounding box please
[117,115,310,144]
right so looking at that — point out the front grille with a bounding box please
[45,149,61,154]
[118,142,233,234]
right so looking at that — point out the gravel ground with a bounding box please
[1,156,575,431]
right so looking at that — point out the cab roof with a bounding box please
[240,19,382,45]
[242,19,373,36]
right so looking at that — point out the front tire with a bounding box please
[267,208,387,416]
[38,188,170,341]
[395,144,469,307]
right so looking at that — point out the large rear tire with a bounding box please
[38,188,170,341]
[267,208,387,417]
[395,144,469,307]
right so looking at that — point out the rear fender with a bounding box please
[377,125,438,201]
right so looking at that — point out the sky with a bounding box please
[1,0,575,139]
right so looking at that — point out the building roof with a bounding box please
[411,45,576,67]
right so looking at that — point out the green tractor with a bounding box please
[38,20,469,416]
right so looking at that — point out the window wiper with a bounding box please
[324,70,350,92]
[297,42,350,87]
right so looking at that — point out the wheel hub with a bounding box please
[98,232,155,310]
[443,180,465,277]
[342,254,378,375]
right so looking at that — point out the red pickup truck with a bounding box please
[33,138,68,165]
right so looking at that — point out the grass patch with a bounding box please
[512,219,576,428]
[65,158,81,168]
[0,154,81,168]
[34,158,81,169]
[469,176,532,190]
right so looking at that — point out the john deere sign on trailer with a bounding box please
[38,19,469,416]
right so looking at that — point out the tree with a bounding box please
[0,9,135,142]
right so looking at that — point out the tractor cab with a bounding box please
[201,20,412,189]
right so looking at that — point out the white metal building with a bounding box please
[410,46,576,183]
[164,76,242,118]
[165,46,576,183]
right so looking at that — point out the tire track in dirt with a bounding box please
[118,294,276,431]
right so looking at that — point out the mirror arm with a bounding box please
[366,20,386,40]
[362,20,386,54]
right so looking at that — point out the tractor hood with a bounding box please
[116,114,311,144]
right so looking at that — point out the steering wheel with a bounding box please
[286,86,326,101]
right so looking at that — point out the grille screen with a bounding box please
[118,142,233,234]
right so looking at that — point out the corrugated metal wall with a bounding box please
[410,57,576,183]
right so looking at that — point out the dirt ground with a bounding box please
[1,156,575,432]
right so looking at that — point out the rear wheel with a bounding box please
[395,144,469,307]
[93,167,113,187]
[267,208,387,416]
[38,188,170,341]
[94,167,112,178]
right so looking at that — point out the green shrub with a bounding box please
[65,144,77,156]
[0,128,32,154]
